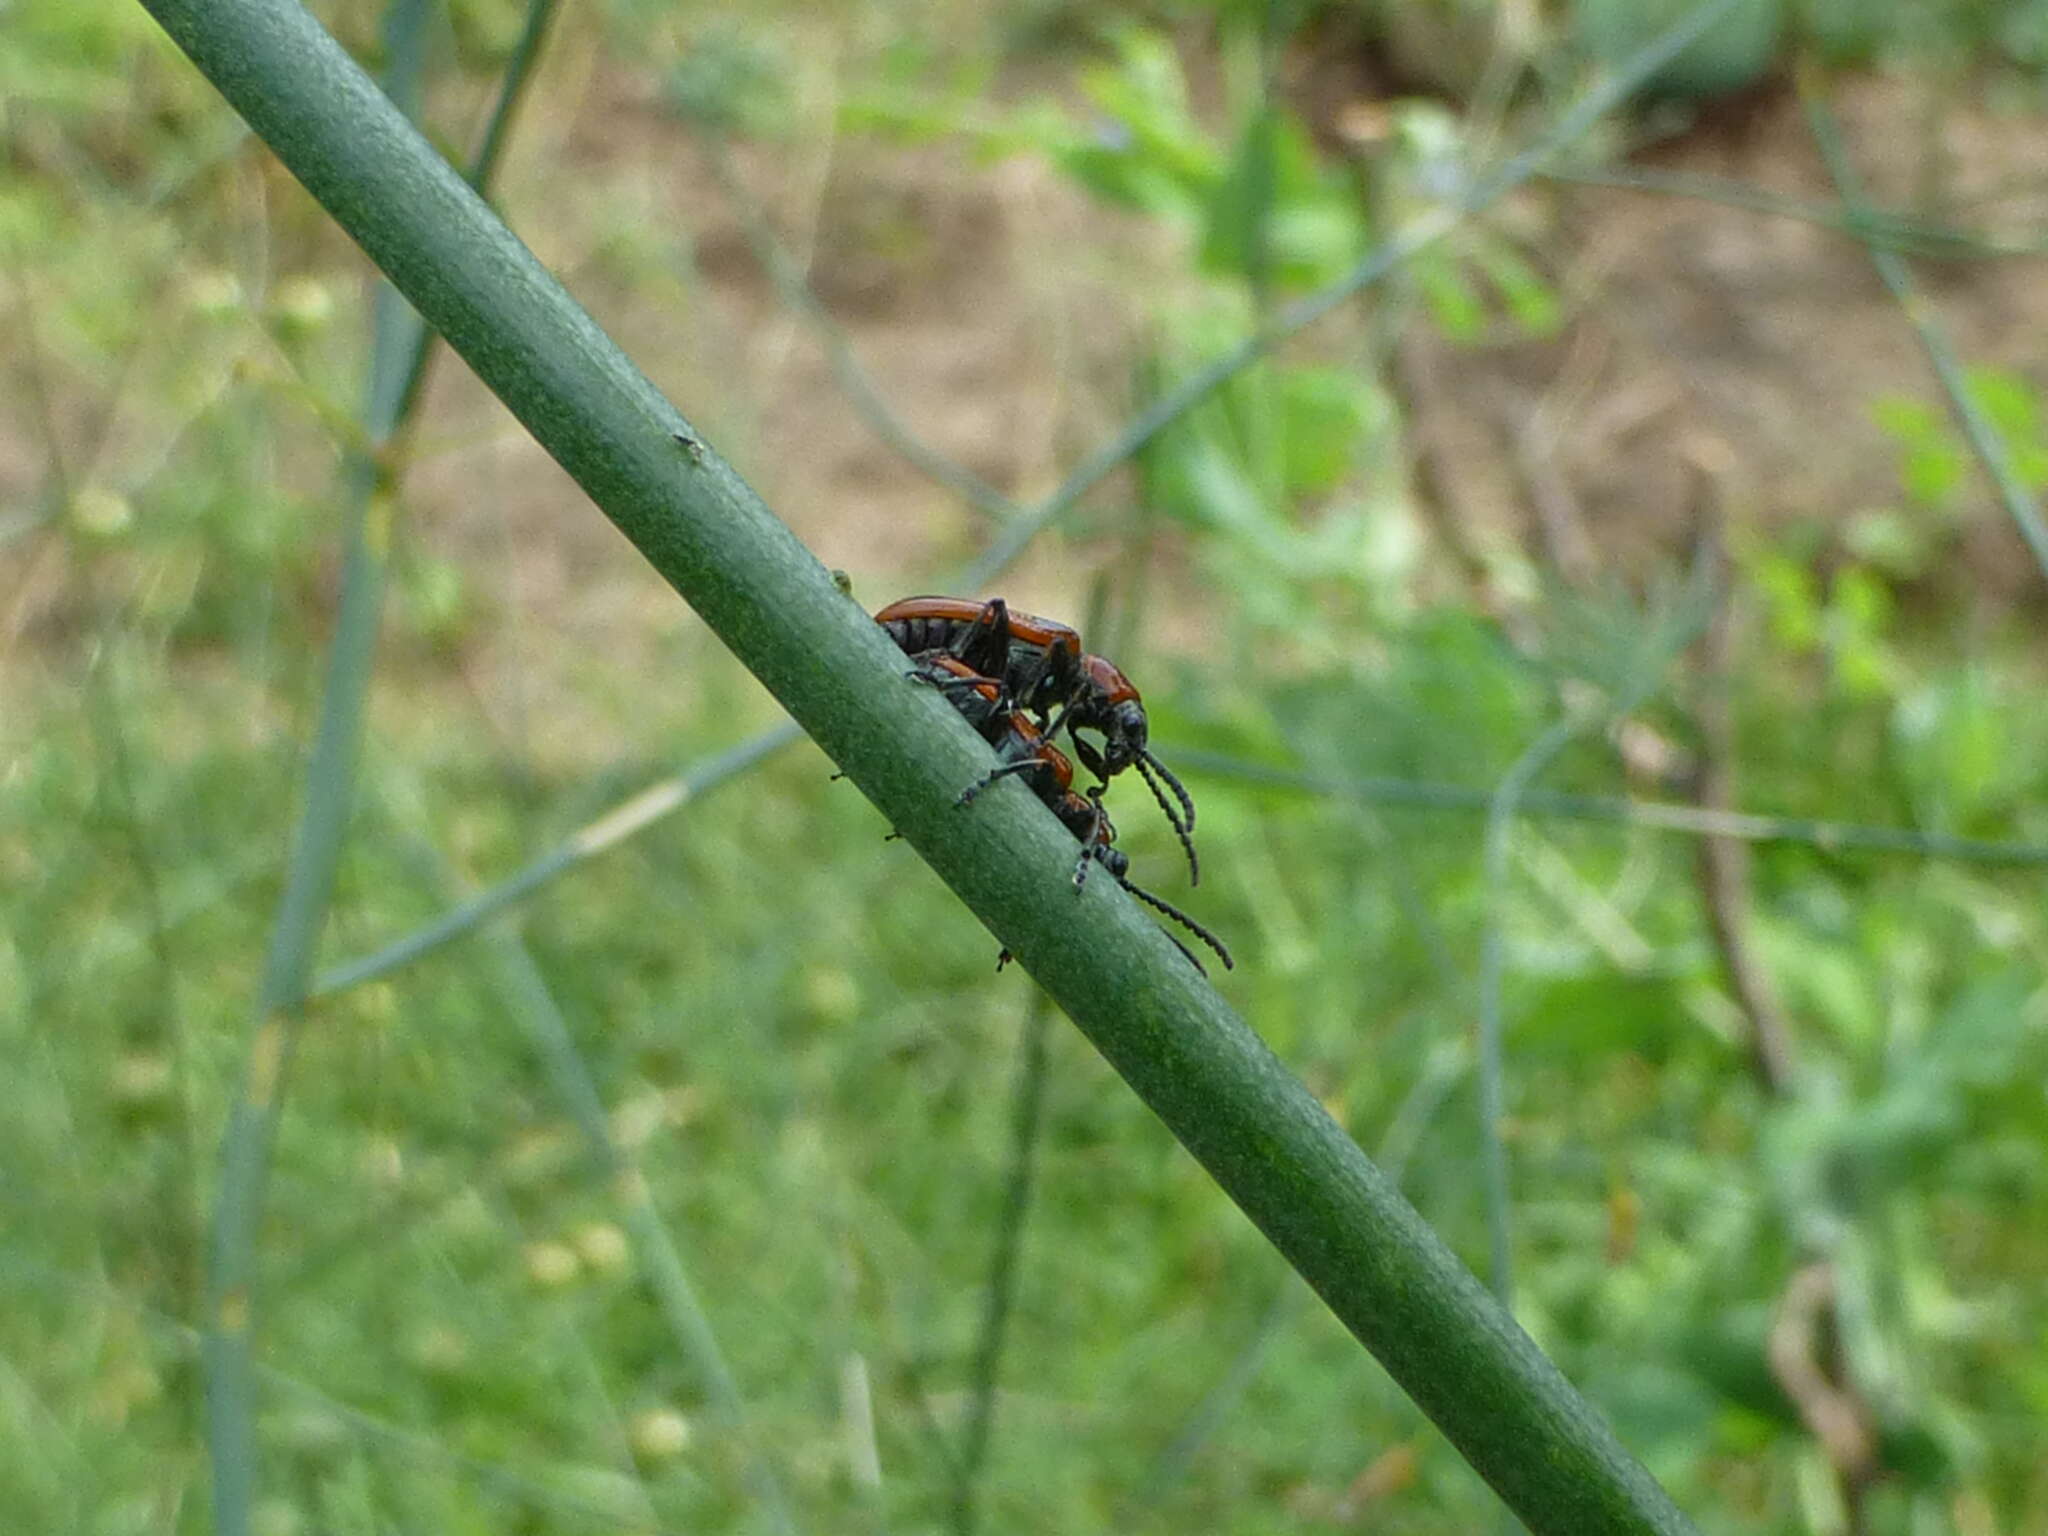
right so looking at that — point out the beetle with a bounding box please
[875,595,1200,882]
[905,653,1232,974]
[878,596,1080,721]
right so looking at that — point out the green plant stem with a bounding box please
[1802,75,2048,585]
[199,6,557,1531]
[1476,713,1582,1306]
[139,1,1732,1527]
[1175,751,2048,866]
[204,0,430,1510]
[475,924,798,1534]
[1128,1038,1467,1514]
[952,989,1053,1536]
[1542,162,2046,260]
[311,727,799,995]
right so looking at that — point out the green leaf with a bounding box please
[1873,395,1966,510]
[1964,365,2040,449]
[1200,109,1363,289]
[1068,29,1221,217]
[1416,256,1488,341]
[1749,550,1821,651]
[1200,104,1281,281]
[1891,671,2012,824]
[1474,241,1564,338]
[1518,972,1691,1061]
[1277,367,1382,497]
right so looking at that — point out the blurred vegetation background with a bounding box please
[7,0,2048,1531]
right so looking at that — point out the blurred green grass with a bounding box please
[9,0,2048,1532]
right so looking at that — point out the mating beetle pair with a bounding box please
[876,595,1231,974]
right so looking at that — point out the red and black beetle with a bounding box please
[903,651,1232,974]
[876,595,1199,882]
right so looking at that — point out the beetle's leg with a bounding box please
[951,598,1014,682]
[905,658,1006,732]
[957,756,1054,806]
[1069,731,1106,780]
[1070,789,1111,890]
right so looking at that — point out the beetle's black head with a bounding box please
[1100,700,1148,773]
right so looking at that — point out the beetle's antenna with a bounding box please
[1133,753,1200,885]
[1117,876,1233,971]
[1141,750,1197,833]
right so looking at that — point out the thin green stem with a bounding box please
[1478,566,1716,1309]
[1175,752,2048,866]
[952,989,1054,1535]
[139,1,1737,1526]
[467,0,558,201]
[1476,713,1581,1307]
[1542,161,2048,260]
[311,726,799,994]
[1127,1039,1468,1516]
[204,316,391,1536]
[382,0,560,437]
[1802,74,2048,585]
[199,7,558,1530]
[477,926,799,1534]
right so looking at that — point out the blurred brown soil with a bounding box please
[422,60,2048,650]
[1398,76,2048,600]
